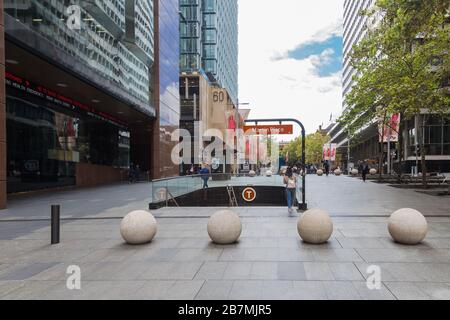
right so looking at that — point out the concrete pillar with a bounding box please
[0,0,6,209]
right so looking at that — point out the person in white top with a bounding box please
[283,167,297,213]
[293,166,303,205]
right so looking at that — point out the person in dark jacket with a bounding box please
[362,164,370,182]
[324,161,330,176]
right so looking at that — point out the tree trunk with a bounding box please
[378,133,384,182]
[418,114,428,188]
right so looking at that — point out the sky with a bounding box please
[238,0,344,138]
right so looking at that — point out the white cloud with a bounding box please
[238,0,344,137]
[310,48,335,69]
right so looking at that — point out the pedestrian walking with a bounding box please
[324,161,330,176]
[199,164,210,189]
[362,164,369,182]
[283,167,297,214]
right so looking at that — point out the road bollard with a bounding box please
[51,205,60,244]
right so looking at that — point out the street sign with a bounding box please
[242,187,256,202]
[243,125,294,135]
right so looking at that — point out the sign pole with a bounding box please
[245,118,307,211]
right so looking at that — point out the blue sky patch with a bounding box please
[288,35,343,77]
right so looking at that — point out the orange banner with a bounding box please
[244,125,294,135]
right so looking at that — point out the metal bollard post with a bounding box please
[51,205,60,244]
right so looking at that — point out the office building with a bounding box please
[329,0,450,173]
[179,0,238,104]
[0,0,180,208]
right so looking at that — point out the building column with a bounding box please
[0,0,6,209]
[151,0,162,180]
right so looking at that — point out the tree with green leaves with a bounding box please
[283,132,330,166]
[339,0,450,186]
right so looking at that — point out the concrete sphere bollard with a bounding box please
[317,169,324,176]
[249,170,256,177]
[297,208,334,244]
[351,169,359,176]
[370,168,377,175]
[207,210,242,244]
[388,208,428,245]
[266,170,273,177]
[120,210,157,245]
[334,169,342,176]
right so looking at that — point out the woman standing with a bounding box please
[283,167,297,213]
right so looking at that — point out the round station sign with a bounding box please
[242,187,257,202]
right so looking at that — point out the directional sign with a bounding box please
[242,187,257,202]
[243,125,294,135]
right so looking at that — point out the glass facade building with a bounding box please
[179,0,238,104]
[151,0,181,179]
[4,0,153,106]
[0,0,181,206]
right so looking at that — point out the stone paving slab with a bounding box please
[0,214,449,299]
[0,175,449,300]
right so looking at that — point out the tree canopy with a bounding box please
[339,0,450,136]
[283,132,330,165]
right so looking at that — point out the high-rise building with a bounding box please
[151,0,181,179]
[179,0,238,104]
[0,0,180,209]
[329,0,450,174]
[328,0,377,172]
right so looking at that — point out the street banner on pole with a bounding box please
[323,144,331,161]
[379,114,401,142]
[330,143,337,161]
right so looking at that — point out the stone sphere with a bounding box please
[317,169,324,176]
[334,169,342,176]
[120,210,157,245]
[297,208,333,244]
[370,168,377,175]
[207,210,242,244]
[388,208,428,245]
[249,170,256,177]
[266,170,273,177]
[351,169,359,176]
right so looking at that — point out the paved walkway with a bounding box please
[0,175,449,300]
[1,175,449,220]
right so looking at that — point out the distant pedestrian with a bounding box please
[324,161,330,176]
[362,164,369,182]
[128,163,135,183]
[199,164,210,189]
[284,167,297,214]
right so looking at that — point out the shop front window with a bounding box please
[6,94,129,193]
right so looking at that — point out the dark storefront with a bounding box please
[5,72,130,193]
[0,0,158,207]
